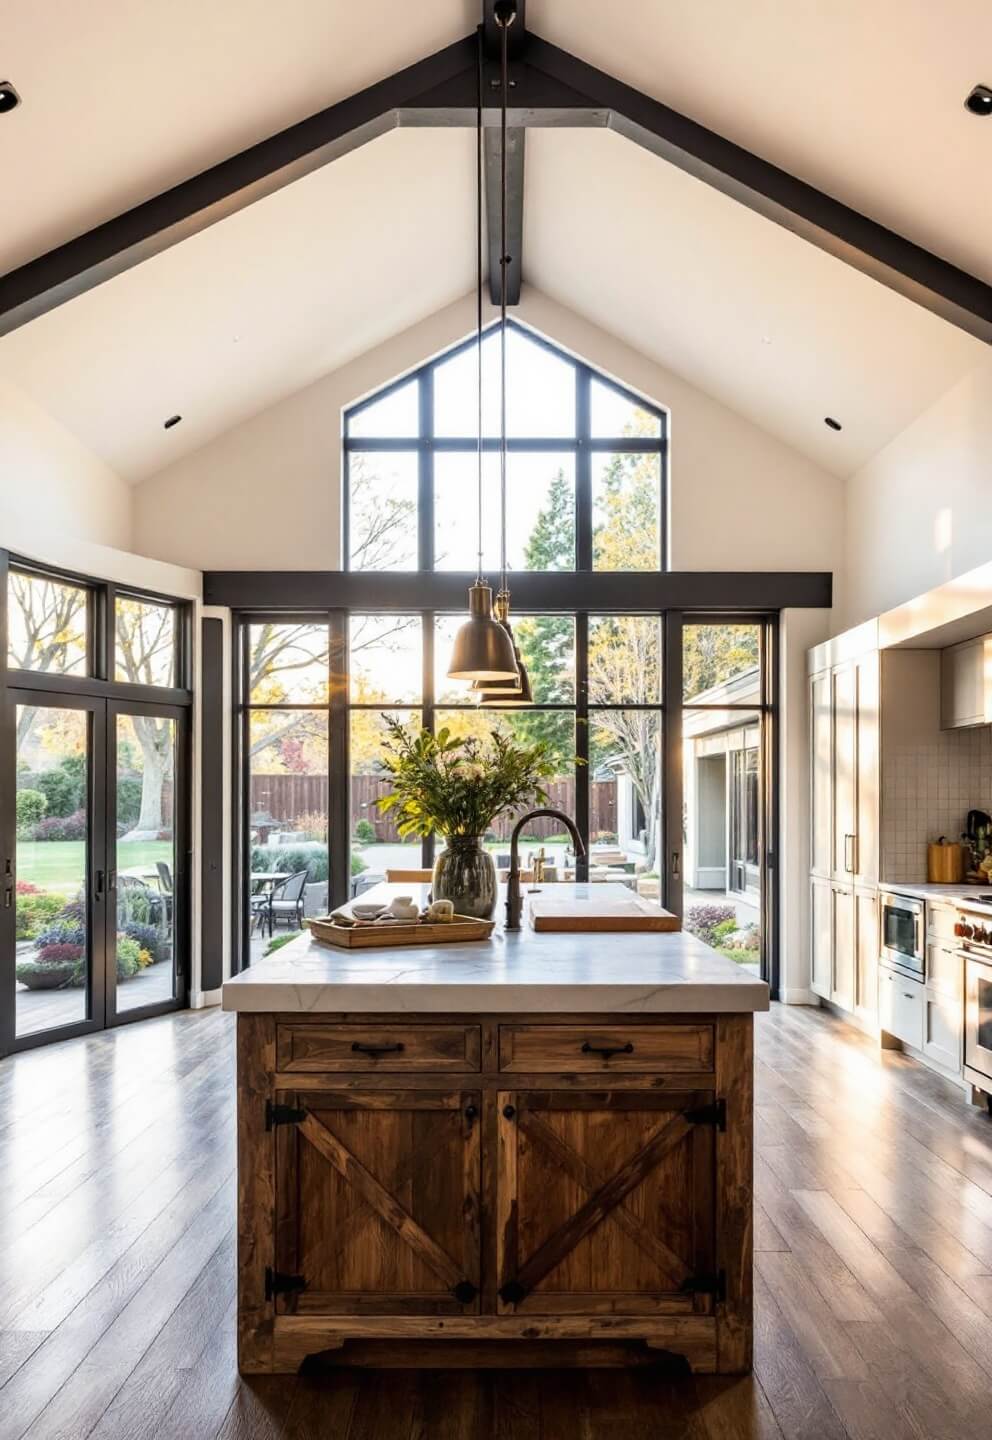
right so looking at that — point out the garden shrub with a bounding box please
[16,879,40,895]
[16,788,46,836]
[114,935,141,980]
[250,843,327,883]
[684,903,737,946]
[264,933,299,957]
[31,809,87,842]
[15,892,64,941]
[36,767,83,820]
[353,818,376,844]
[122,920,166,962]
[116,775,143,828]
[37,941,85,966]
[34,918,86,949]
[351,852,368,877]
[118,887,153,924]
[711,918,739,942]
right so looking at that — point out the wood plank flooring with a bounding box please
[2,1002,992,1438]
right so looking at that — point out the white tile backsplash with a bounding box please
[882,726,992,882]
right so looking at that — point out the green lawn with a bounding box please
[17,840,173,895]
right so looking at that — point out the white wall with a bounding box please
[132,287,845,576]
[1,377,133,552]
[843,356,992,629]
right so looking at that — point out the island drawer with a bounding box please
[276,1023,481,1072]
[498,1023,715,1073]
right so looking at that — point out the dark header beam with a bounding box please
[203,569,832,613]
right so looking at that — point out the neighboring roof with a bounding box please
[0,1,986,481]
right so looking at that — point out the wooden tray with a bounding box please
[309,915,495,949]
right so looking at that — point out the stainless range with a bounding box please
[955,904,992,1101]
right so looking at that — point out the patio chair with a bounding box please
[265,868,310,933]
[156,860,174,929]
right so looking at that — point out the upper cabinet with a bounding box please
[941,637,992,730]
[810,652,879,886]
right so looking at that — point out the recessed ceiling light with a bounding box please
[163,414,182,430]
[0,82,21,114]
[965,83,992,116]
[824,416,842,431]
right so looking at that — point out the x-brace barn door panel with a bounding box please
[496,1090,716,1316]
[275,1089,481,1316]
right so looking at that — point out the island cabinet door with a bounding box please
[495,1090,717,1317]
[273,1089,481,1316]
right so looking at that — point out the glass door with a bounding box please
[108,701,187,1024]
[1,693,187,1049]
[6,690,107,1047]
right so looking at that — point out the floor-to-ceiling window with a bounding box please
[231,323,779,989]
[0,555,192,1054]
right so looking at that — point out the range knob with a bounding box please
[976,926,988,944]
[955,921,966,937]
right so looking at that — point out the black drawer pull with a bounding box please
[581,1041,634,1060]
[351,1041,405,1057]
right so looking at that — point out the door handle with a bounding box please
[671,850,681,879]
[95,869,106,899]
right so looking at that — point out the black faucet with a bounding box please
[504,809,586,931]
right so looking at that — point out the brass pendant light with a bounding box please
[446,18,518,685]
[477,3,533,709]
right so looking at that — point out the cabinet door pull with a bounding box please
[350,1041,405,1057]
[844,834,856,873]
[581,1041,634,1059]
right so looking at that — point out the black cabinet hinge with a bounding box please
[265,1267,306,1300]
[499,1280,528,1304]
[680,1270,726,1302]
[685,1098,726,1132]
[265,1100,306,1130]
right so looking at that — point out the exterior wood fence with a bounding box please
[249,774,619,842]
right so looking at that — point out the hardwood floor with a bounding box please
[2,1002,992,1438]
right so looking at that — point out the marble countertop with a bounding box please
[222,884,769,1015]
[881,882,992,908]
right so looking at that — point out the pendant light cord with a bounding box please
[498,5,513,597]
[475,22,485,586]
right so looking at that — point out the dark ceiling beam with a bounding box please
[485,126,524,306]
[482,0,526,305]
[524,35,992,346]
[0,36,479,337]
[3,27,990,344]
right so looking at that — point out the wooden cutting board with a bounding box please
[527,890,680,933]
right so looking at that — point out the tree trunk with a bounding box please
[123,717,169,841]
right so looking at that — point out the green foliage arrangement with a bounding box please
[16,788,46,837]
[353,817,376,844]
[375,721,558,841]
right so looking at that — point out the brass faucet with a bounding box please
[505,809,586,931]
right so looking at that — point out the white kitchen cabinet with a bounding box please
[923,986,962,1072]
[810,669,832,879]
[855,886,879,1022]
[810,876,833,1000]
[831,884,855,1012]
[808,649,880,1019]
[878,967,924,1050]
[940,637,989,729]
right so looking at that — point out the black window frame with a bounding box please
[0,548,194,1056]
[342,319,669,575]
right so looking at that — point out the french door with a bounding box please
[2,689,188,1052]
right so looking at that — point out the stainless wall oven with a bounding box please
[880,891,926,981]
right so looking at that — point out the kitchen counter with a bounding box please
[223,883,768,1015]
[880,881,992,908]
[231,884,761,1377]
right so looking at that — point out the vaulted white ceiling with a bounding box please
[0,0,989,483]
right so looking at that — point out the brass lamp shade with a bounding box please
[447,582,519,681]
[476,653,534,706]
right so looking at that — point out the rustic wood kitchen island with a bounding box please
[223,885,769,1375]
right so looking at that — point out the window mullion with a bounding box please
[419,374,433,573]
[575,368,592,571]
